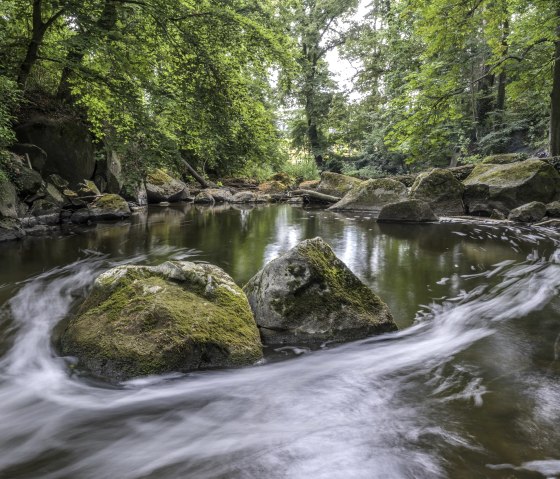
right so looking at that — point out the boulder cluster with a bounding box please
[58,238,397,381]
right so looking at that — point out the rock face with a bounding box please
[0,178,19,219]
[410,169,464,215]
[378,200,438,223]
[463,159,560,215]
[508,202,547,223]
[15,115,95,187]
[59,261,263,380]
[145,169,189,203]
[244,238,397,345]
[316,172,363,198]
[329,178,407,215]
[9,143,47,173]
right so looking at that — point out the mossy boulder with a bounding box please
[59,261,263,381]
[463,159,560,215]
[146,169,190,203]
[410,168,464,216]
[481,153,528,165]
[11,163,43,197]
[316,172,363,198]
[77,180,101,201]
[546,201,560,218]
[298,180,320,190]
[88,194,131,221]
[508,202,547,223]
[378,200,438,223]
[258,181,288,195]
[268,172,293,187]
[244,237,397,345]
[329,178,407,215]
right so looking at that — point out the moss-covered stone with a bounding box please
[298,180,320,190]
[232,191,257,203]
[194,190,215,204]
[258,181,288,194]
[508,202,547,223]
[268,172,294,187]
[205,188,234,203]
[0,218,25,242]
[244,237,397,345]
[411,168,464,216]
[146,169,189,203]
[77,180,101,200]
[316,172,363,197]
[59,261,262,381]
[463,159,560,214]
[329,178,407,215]
[87,194,131,220]
[378,200,438,223]
[481,153,528,165]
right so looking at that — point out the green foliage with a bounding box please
[281,156,320,181]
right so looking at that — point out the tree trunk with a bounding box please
[180,159,209,188]
[17,0,46,89]
[550,13,560,156]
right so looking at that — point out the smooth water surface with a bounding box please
[0,204,559,478]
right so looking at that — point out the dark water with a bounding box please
[0,203,559,478]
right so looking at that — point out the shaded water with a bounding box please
[0,204,559,478]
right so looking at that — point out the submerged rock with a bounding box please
[59,261,263,380]
[316,171,363,198]
[410,169,464,216]
[378,200,438,223]
[508,202,547,223]
[463,159,560,215]
[329,178,407,215]
[146,169,189,203]
[244,237,397,345]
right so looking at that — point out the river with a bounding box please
[0,204,559,478]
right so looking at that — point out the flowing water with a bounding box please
[0,203,559,479]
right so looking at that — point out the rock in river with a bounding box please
[59,261,263,380]
[329,178,407,216]
[146,169,190,203]
[463,159,560,215]
[508,201,547,223]
[410,168,464,216]
[377,200,438,223]
[244,237,397,345]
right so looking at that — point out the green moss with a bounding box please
[317,172,363,196]
[91,194,128,210]
[147,168,174,187]
[277,239,391,326]
[61,262,262,380]
[481,153,528,165]
[465,159,556,187]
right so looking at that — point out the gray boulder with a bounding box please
[410,168,464,216]
[59,261,262,380]
[244,237,397,345]
[463,159,560,215]
[378,200,438,223]
[546,201,560,218]
[329,178,407,215]
[146,169,189,203]
[206,188,234,203]
[508,202,547,223]
[194,190,215,204]
[232,191,257,203]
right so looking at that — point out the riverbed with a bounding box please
[0,203,559,478]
